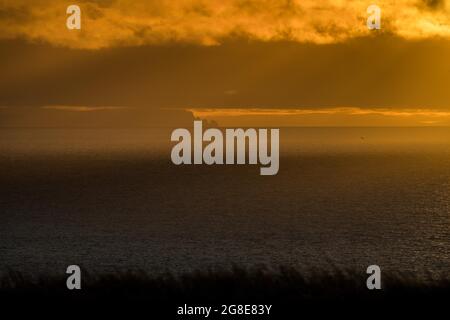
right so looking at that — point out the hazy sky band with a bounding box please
[1,36,449,109]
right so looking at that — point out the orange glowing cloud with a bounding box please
[187,107,450,127]
[0,0,449,49]
[42,106,129,112]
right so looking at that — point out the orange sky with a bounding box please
[0,1,449,127]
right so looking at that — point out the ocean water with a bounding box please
[0,127,449,277]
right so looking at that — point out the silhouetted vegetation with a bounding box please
[1,266,448,317]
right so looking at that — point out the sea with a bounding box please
[0,127,449,278]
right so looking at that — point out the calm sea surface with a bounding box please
[0,128,449,277]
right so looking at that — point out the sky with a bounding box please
[0,0,449,127]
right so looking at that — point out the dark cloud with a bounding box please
[0,5,32,23]
[183,2,213,17]
[78,0,117,9]
[421,0,446,10]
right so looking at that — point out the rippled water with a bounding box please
[0,128,449,277]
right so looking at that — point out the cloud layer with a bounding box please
[188,107,450,126]
[0,0,449,48]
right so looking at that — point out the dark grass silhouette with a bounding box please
[1,266,448,317]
